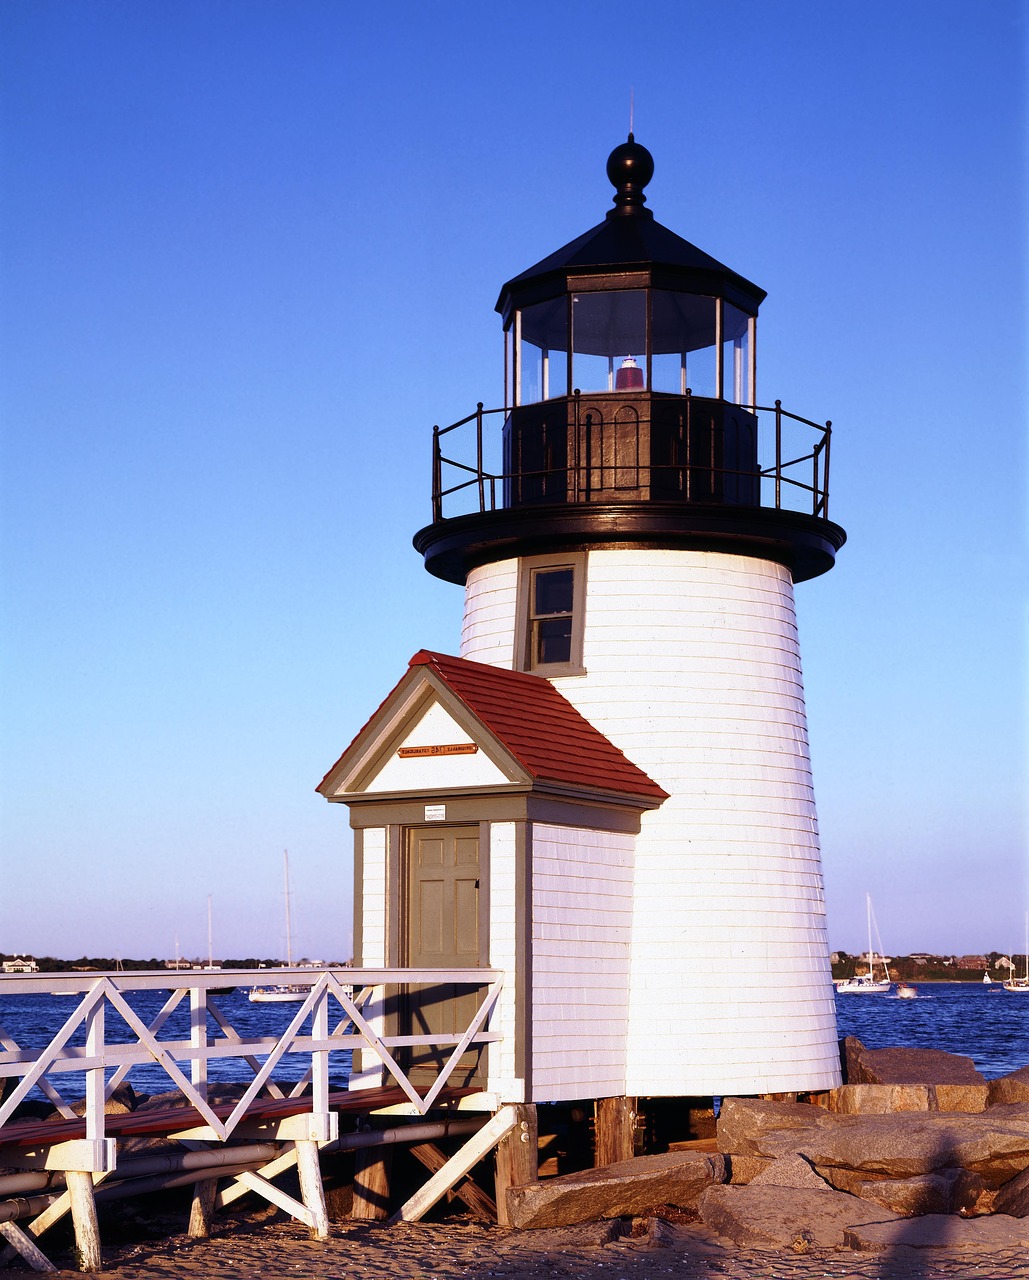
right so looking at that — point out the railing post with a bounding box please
[475,402,485,512]
[84,998,105,1145]
[190,983,208,1099]
[311,981,329,1123]
[684,389,692,500]
[572,389,581,500]
[822,421,832,518]
[775,400,783,510]
[431,425,442,522]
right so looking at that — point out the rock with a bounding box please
[994,1165,1029,1217]
[847,1045,984,1086]
[697,1184,898,1249]
[829,1084,930,1114]
[749,1155,831,1191]
[498,1220,624,1249]
[504,1151,724,1229]
[716,1097,827,1160]
[59,1082,139,1118]
[932,1083,989,1112]
[795,1109,1029,1187]
[989,1065,1029,1106]
[726,1154,773,1184]
[841,1169,984,1217]
[839,1035,865,1083]
[634,1216,677,1248]
[830,1082,989,1114]
[844,1213,1029,1252]
[719,1096,1029,1191]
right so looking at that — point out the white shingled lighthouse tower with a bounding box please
[321,136,846,1107]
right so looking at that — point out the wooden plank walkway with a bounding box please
[0,1085,478,1149]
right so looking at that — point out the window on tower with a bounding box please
[516,553,587,676]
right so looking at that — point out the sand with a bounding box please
[18,1213,1029,1279]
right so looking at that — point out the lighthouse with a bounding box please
[320,137,846,1108]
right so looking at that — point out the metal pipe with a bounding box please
[0,1118,486,1222]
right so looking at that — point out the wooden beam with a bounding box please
[408,1143,497,1219]
[493,1103,537,1226]
[0,1221,57,1273]
[389,1106,518,1225]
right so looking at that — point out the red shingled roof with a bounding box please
[403,650,668,802]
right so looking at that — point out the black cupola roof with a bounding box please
[496,135,766,319]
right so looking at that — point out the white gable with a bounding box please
[361,698,512,794]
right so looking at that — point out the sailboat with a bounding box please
[1003,914,1029,994]
[249,851,309,1003]
[835,894,892,993]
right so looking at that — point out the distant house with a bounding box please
[2,956,39,973]
[958,955,987,970]
[164,959,193,970]
[908,952,935,963]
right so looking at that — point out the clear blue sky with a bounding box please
[1,1,1025,963]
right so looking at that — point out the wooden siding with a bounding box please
[461,548,841,1096]
[351,827,387,1089]
[486,821,520,1096]
[529,824,633,1101]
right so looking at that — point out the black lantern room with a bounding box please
[415,137,845,584]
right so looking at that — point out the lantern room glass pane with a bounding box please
[722,302,752,405]
[517,299,568,405]
[651,291,718,397]
[572,290,646,393]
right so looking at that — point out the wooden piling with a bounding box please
[295,1141,329,1240]
[187,1177,218,1238]
[594,1095,637,1166]
[493,1103,537,1227]
[65,1171,102,1273]
[351,1145,393,1220]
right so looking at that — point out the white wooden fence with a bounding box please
[0,967,505,1151]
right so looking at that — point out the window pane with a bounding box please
[534,568,573,616]
[536,617,573,665]
[723,303,751,405]
[651,292,718,396]
[519,299,568,403]
[572,290,646,393]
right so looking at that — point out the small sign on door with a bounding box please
[424,804,447,822]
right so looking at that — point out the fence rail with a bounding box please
[0,968,504,1150]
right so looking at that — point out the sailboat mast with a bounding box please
[207,895,214,968]
[284,850,293,967]
[866,892,873,976]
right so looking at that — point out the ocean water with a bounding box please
[1,980,1027,1108]
[0,985,354,1103]
[835,981,1029,1079]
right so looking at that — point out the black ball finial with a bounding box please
[606,133,654,217]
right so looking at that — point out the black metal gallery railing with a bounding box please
[429,391,832,523]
